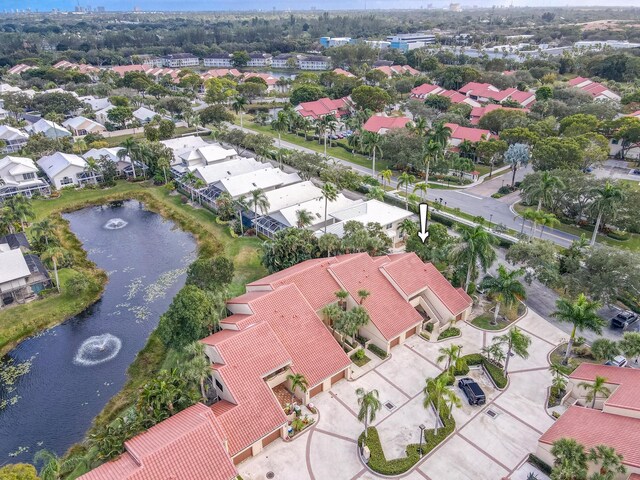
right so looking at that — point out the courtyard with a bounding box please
[238,309,560,480]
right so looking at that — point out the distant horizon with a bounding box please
[3,0,640,13]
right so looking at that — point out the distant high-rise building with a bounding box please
[450,3,462,12]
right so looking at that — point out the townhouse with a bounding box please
[373,64,420,77]
[567,76,621,102]
[62,116,106,136]
[362,114,411,134]
[160,53,200,68]
[247,53,273,68]
[298,55,331,71]
[203,53,233,68]
[0,233,51,306]
[333,68,356,78]
[26,118,71,139]
[295,96,352,120]
[83,147,136,176]
[0,156,51,200]
[410,83,481,108]
[445,122,493,147]
[458,82,536,107]
[0,125,29,154]
[469,104,530,125]
[271,53,300,69]
[37,152,101,188]
[7,64,36,75]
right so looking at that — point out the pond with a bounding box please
[0,200,197,461]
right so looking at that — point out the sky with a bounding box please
[2,0,639,12]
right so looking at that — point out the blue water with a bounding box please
[0,200,196,463]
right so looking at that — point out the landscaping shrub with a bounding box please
[528,454,553,475]
[607,230,630,241]
[367,344,388,359]
[358,428,420,476]
[437,327,460,340]
[460,353,507,389]
[424,323,434,333]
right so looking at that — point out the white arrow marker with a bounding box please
[418,203,429,243]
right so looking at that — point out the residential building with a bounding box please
[94,105,114,125]
[247,181,325,227]
[111,64,149,77]
[0,156,51,200]
[537,364,640,478]
[320,36,352,48]
[362,114,411,134]
[246,53,273,68]
[62,116,106,136]
[83,147,134,176]
[445,123,493,146]
[323,199,414,248]
[243,72,279,92]
[295,97,352,120]
[271,54,300,69]
[203,53,232,68]
[7,64,36,75]
[177,145,239,173]
[78,403,239,480]
[470,104,529,125]
[192,158,264,185]
[459,82,536,107]
[200,167,301,201]
[202,69,242,81]
[78,95,113,112]
[0,83,21,94]
[409,83,481,108]
[37,152,101,189]
[52,60,100,76]
[298,55,331,71]
[0,125,29,154]
[0,235,50,306]
[161,53,200,68]
[26,118,71,139]
[386,33,436,52]
[161,135,210,165]
[132,106,159,125]
[333,68,356,78]
[374,64,420,77]
[568,76,621,102]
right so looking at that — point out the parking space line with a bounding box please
[372,370,411,399]
[403,344,443,371]
[457,432,512,472]
[516,326,557,346]
[329,391,358,419]
[350,468,367,480]
[491,403,544,435]
[508,366,549,374]
[314,428,358,444]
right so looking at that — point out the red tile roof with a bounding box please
[445,123,492,143]
[470,104,529,125]
[296,97,351,119]
[202,322,291,455]
[410,83,442,97]
[78,403,238,480]
[568,76,589,87]
[438,89,470,104]
[333,68,355,78]
[567,76,618,99]
[202,68,242,79]
[539,405,640,468]
[328,253,423,340]
[570,363,640,412]
[111,64,149,76]
[243,72,278,86]
[381,253,472,315]
[374,65,420,77]
[459,82,534,106]
[362,115,411,134]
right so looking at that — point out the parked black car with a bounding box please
[611,311,638,329]
[458,378,486,405]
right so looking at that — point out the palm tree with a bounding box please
[272,111,289,147]
[321,182,338,234]
[31,218,56,247]
[84,156,101,184]
[366,186,385,201]
[479,265,526,325]
[429,122,452,150]
[356,388,382,440]
[397,172,416,210]
[231,95,248,128]
[119,137,140,179]
[578,375,611,409]
[411,116,428,137]
[182,341,210,401]
[234,196,249,235]
[550,438,588,480]
[449,225,498,293]
[588,445,626,478]
[424,374,458,434]
[504,143,530,187]
[494,326,531,374]
[413,182,428,201]
[335,289,349,310]
[538,212,560,238]
[589,181,626,246]
[357,289,370,304]
[249,188,270,222]
[6,194,35,231]
[421,140,441,184]
[458,139,476,159]
[286,373,309,405]
[437,344,463,371]
[33,449,80,480]
[551,294,605,365]
[379,169,393,190]
[295,209,314,228]
[522,171,564,211]
[362,131,383,177]
[398,218,418,238]
[42,246,66,292]
[181,171,198,201]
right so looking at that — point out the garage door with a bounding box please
[407,326,419,338]
[309,383,323,397]
[390,337,400,348]
[262,428,281,448]
[233,447,252,465]
[331,370,345,385]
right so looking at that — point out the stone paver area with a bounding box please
[238,310,562,480]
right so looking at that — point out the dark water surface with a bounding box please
[0,200,196,463]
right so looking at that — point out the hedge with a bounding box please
[607,230,630,241]
[464,353,507,389]
[437,326,460,340]
[359,427,421,476]
[368,344,388,359]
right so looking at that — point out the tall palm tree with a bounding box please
[588,445,626,477]
[6,194,35,231]
[181,171,198,201]
[335,289,349,310]
[234,196,249,235]
[421,140,441,184]
[479,265,526,326]
[356,388,382,440]
[249,188,270,222]
[458,139,476,159]
[411,116,428,137]
[424,374,458,434]
[494,326,531,373]
[33,449,80,480]
[347,128,364,154]
[413,182,428,201]
[522,171,564,211]
[321,182,338,234]
[429,122,452,150]
[437,344,464,371]
[398,218,417,238]
[449,225,498,293]
[31,218,56,247]
[231,95,248,128]
[295,208,314,228]
[42,246,66,292]
[550,438,588,480]
[84,156,101,184]
[182,341,211,401]
[379,169,393,190]
[538,212,560,238]
[589,181,626,246]
[578,375,611,409]
[286,372,309,405]
[362,131,383,177]
[551,294,605,365]
[272,111,289,147]
[119,137,140,179]
[397,172,416,210]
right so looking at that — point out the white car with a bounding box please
[604,355,628,367]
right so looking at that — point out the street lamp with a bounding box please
[501,179,505,189]
[418,424,426,457]
[489,214,493,225]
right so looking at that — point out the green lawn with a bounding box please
[239,120,394,172]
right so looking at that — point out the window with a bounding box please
[60,177,73,186]
[22,172,36,180]
[215,379,224,392]
[386,223,393,229]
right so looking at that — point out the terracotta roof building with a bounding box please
[294,96,352,119]
[410,83,481,108]
[445,123,493,145]
[458,82,536,107]
[362,114,411,134]
[568,76,621,102]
